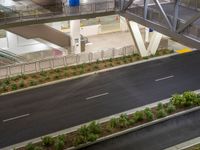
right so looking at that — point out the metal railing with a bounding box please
[0,1,116,27]
[0,45,136,79]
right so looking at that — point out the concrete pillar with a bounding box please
[147,31,162,55]
[6,31,18,48]
[70,20,81,54]
[127,21,149,57]
[120,16,128,32]
[145,27,150,43]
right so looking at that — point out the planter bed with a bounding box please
[185,144,200,150]
[16,91,200,150]
[0,49,173,95]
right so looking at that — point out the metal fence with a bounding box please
[0,45,135,79]
[0,1,116,27]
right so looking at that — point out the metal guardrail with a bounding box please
[0,45,135,79]
[0,1,116,27]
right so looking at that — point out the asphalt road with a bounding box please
[0,51,200,148]
[82,109,200,150]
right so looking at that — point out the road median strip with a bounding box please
[6,90,200,150]
[0,49,175,96]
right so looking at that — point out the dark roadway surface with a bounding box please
[0,51,200,148]
[82,109,200,150]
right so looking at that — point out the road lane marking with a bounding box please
[176,48,192,54]
[155,75,174,82]
[86,92,109,100]
[3,114,30,123]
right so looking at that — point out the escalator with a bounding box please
[0,49,26,66]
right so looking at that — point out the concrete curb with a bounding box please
[4,89,200,150]
[0,53,178,97]
[68,106,200,150]
[165,137,200,150]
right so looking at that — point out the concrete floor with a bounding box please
[85,30,190,53]
[85,31,134,53]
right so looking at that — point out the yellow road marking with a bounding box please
[176,48,192,54]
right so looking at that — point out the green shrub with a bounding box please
[74,135,87,146]
[57,135,66,142]
[76,121,101,146]
[157,102,164,110]
[54,139,65,150]
[134,111,144,122]
[25,143,35,150]
[44,76,50,81]
[109,63,113,67]
[171,94,185,107]
[19,80,25,88]
[53,74,60,80]
[79,69,84,74]
[157,108,167,118]
[40,70,47,77]
[118,114,129,128]
[109,58,113,62]
[21,74,28,80]
[72,71,77,76]
[38,79,44,83]
[93,65,99,70]
[1,83,7,92]
[64,71,69,77]
[42,136,54,147]
[166,103,176,114]
[88,121,101,135]
[116,60,121,65]
[144,108,154,121]
[31,74,37,79]
[4,78,10,85]
[171,92,199,108]
[182,91,198,107]
[110,118,119,128]
[29,80,37,86]
[12,75,21,81]
[123,58,127,63]
[11,83,18,90]
[87,133,99,142]
[196,94,200,106]
[78,125,89,137]
[87,68,91,72]
[55,69,61,73]
[96,59,100,64]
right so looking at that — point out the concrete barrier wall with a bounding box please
[0,45,135,79]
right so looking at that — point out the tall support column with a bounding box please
[127,20,162,57]
[147,31,162,55]
[70,20,81,54]
[145,27,150,43]
[120,16,128,31]
[6,31,18,49]
[127,21,149,57]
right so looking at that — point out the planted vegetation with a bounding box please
[0,49,173,94]
[17,91,200,150]
[185,144,200,150]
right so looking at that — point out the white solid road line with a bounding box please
[3,114,30,123]
[155,75,175,82]
[86,92,109,100]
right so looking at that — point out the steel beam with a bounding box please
[177,12,200,33]
[144,0,150,19]
[173,0,180,31]
[120,11,200,48]
[123,0,135,11]
[153,0,173,30]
